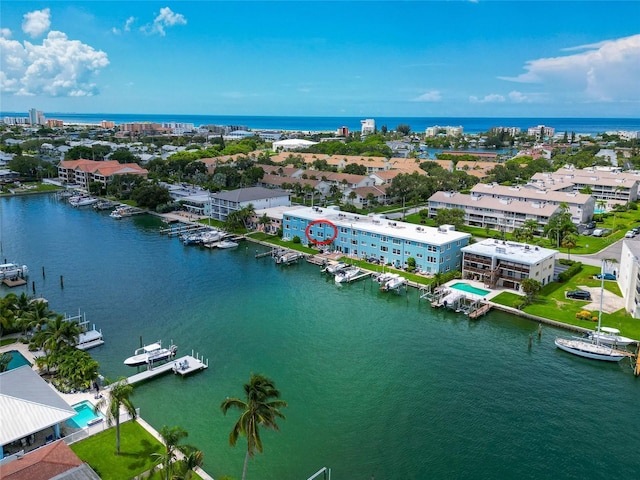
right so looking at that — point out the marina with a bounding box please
[2,193,640,480]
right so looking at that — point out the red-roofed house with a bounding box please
[58,159,148,189]
[0,440,99,480]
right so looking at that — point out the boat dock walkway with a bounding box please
[125,353,208,386]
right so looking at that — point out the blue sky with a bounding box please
[1,1,639,117]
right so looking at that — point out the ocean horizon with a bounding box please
[2,111,640,136]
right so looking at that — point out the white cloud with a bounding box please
[22,8,51,38]
[125,17,136,32]
[141,7,187,36]
[508,91,531,103]
[0,31,109,97]
[500,34,640,103]
[469,93,505,103]
[1,28,12,39]
[112,16,136,35]
[413,90,442,102]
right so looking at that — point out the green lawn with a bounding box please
[492,264,640,339]
[70,421,163,480]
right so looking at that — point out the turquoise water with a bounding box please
[1,194,639,479]
[450,282,490,296]
[66,400,104,429]
[5,350,31,370]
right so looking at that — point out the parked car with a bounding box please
[566,290,592,300]
[592,228,611,237]
[587,221,596,229]
[625,231,636,238]
[595,273,616,280]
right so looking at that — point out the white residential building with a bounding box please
[618,241,640,318]
[461,238,558,290]
[361,119,376,135]
[425,125,463,137]
[428,190,560,233]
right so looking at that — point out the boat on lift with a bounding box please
[124,341,178,367]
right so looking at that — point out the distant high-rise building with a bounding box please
[528,125,555,140]
[336,126,349,137]
[425,125,463,137]
[28,108,45,126]
[361,119,375,135]
[101,120,116,128]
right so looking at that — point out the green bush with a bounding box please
[292,235,301,244]
[557,262,583,282]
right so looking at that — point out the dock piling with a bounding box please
[60,275,64,289]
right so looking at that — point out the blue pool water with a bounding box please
[450,282,490,296]
[4,350,31,370]
[66,401,104,429]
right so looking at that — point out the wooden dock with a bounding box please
[635,344,640,377]
[2,278,27,287]
[125,354,208,386]
[469,303,492,319]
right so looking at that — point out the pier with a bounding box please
[125,351,208,386]
[159,223,210,237]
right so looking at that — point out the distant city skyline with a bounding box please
[1,1,639,118]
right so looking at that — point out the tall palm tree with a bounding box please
[153,425,188,480]
[18,299,55,335]
[220,374,288,480]
[95,378,137,455]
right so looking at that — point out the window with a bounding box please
[416,253,423,258]
[392,248,401,255]
[392,239,401,245]
[371,244,377,248]
[381,236,388,242]
[427,256,436,263]
[381,246,388,252]
[427,245,437,252]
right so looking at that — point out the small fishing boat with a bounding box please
[335,266,361,283]
[0,263,29,280]
[217,240,239,249]
[326,262,347,274]
[124,341,178,367]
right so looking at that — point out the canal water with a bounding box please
[1,194,639,479]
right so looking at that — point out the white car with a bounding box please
[625,231,636,238]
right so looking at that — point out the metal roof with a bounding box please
[0,366,76,446]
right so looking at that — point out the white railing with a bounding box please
[307,467,331,480]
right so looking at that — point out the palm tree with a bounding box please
[561,233,578,260]
[0,293,19,337]
[220,374,288,480]
[176,445,204,480]
[95,378,137,455]
[30,314,80,355]
[18,299,55,335]
[153,425,188,480]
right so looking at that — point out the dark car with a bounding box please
[566,290,592,300]
[595,273,616,280]
[587,221,596,229]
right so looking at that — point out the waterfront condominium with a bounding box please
[282,206,471,274]
[461,238,557,291]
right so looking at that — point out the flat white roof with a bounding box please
[284,206,471,245]
[462,238,557,265]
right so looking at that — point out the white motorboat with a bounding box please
[554,337,629,362]
[124,341,178,367]
[326,262,347,274]
[109,211,123,219]
[335,266,361,283]
[381,274,406,291]
[586,327,637,346]
[70,196,99,207]
[217,240,239,249]
[0,263,28,280]
[555,259,632,362]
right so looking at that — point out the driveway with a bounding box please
[576,284,625,314]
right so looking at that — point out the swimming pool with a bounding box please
[66,400,105,429]
[450,282,490,297]
[4,350,31,370]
